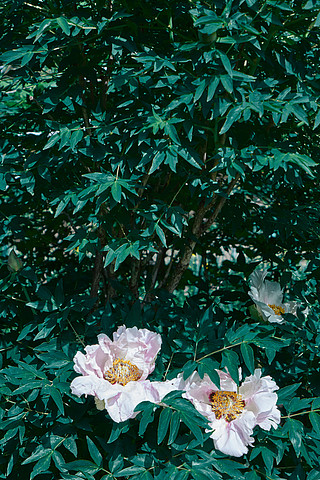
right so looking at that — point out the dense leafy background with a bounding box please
[1,0,320,479]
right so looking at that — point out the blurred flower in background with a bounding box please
[248,266,297,324]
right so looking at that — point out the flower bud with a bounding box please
[8,250,23,272]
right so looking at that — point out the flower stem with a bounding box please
[196,341,246,362]
[163,352,175,380]
[281,408,320,419]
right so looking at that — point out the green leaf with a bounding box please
[57,17,71,35]
[182,360,197,380]
[149,151,165,174]
[22,447,51,465]
[218,51,233,76]
[179,148,202,169]
[245,471,260,480]
[30,454,52,480]
[0,47,29,64]
[157,408,172,444]
[64,437,78,457]
[107,421,129,443]
[221,350,239,385]
[195,13,225,34]
[13,380,44,395]
[111,181,122,203]
[70,129,84,150]
[240,343,255,374]
[168,411,180,445]
[220,75,233,94]
[180,411,204,445]
[190,466,217,480]
[117,466,147,475]
[28,19,52,42]
[48,386,64,415]
[65,460,100,473]
[54,195,70,217]
[277,383,301,403]
[207,78,220,101]
[310,412,320,434]
[137,402,156,436]
[198,358,220,388]
[87,437,103,466]
[21,51,34,67]
[219,106,242,134]
[194,79,207,102]
[155,224,167,247]
[286,418,304,456]
[314,110,320,129]
[44,132,60,150]
[174,471,190,480]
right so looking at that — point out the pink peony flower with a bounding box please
[176,368,280,457]
[70,325,169,422]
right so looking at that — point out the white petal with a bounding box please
[73,345,107,377]
[108,325,162,379]
[257,404,281,430]
[256,301,284,324]
[240,369,281,430]
[209,412,255,457]
[249,266,286,323]
[97,380,160,423]
[70,374,104,398]
[177,372,219,418]
[152,379,180,402]
[249,267,269,292]
[217,369,238,391]
[240,369,279,398]
[260,279,283,305]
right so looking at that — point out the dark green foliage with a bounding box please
[1,0,320,478]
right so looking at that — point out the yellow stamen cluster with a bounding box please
[268,304,285,316]
[209,391,245,423]
[104,358,142,386]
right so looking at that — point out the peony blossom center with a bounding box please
[268,304,285,315]
[209,391,245,422]
[104,358,142,386]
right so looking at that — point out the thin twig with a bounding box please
[281,408,320,419]
[142,248,165,305]
[196,341,245,362]
[163,352,175,380]
[67,318,85,347]
[201,173,240,234]
[129,258,140,299]
[158,248,175,289]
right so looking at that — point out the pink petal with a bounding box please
[73,345,108,378]
[70,374,104,398]
[209,411,255,457]
[97,379,160,423]
[240,369,280,430]
[111,326,162,378]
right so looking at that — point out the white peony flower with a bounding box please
[70,325,175,423]
[176,368,280,457]
[248,266,297,324]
